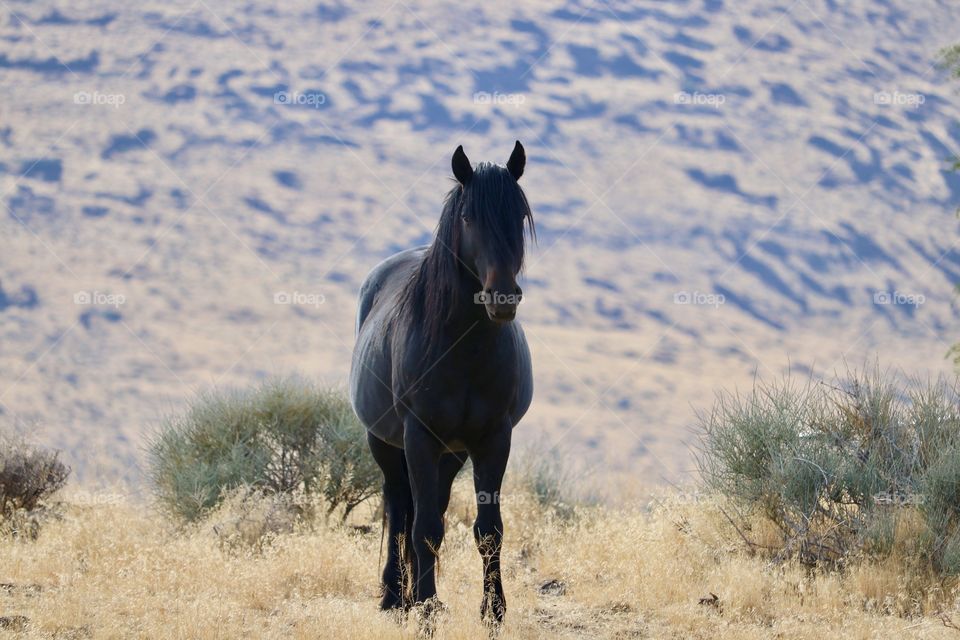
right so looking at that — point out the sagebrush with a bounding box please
[148,377,379,522]
[0,432,70,538]
[697,368,960,574]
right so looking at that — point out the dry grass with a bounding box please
[1,484,960,639]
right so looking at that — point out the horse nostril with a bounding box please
[514,286,522,296]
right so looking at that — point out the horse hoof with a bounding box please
[379,590,406,611]
[481,594,506,626]
[413,597,446,635]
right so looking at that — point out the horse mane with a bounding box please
[397,162,534,366]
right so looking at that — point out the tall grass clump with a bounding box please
[508,444,589,521]
[148,377,379,523]
[697,368,960,574]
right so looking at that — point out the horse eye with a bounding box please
[460,213,470,224]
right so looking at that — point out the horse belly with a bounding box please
[349,316,404,447]
[349,248,426,449]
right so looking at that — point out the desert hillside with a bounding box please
[1,0,958,490]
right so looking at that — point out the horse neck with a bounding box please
[443,268,491,332]
[409,261,496,347]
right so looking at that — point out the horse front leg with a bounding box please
[469,419,511,625]
[438,451,468,517]
[403,420,445,609]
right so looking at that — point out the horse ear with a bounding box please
[452,145,473,185]
[507,140,525,180]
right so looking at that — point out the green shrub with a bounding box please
[696,368,960,573]
[148,377,379,522]
[939,44,960,80]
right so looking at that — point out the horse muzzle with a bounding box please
[477,287,522,324]
[487,305,517,323]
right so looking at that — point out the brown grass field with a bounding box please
[3,479,960,640]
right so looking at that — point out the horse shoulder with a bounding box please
[355,246,428,334]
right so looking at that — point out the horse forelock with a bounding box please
[462,163,534,272]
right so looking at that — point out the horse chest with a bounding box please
[406,340,520,439]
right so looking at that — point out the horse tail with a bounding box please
[377,497,386,583]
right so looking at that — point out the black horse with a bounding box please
[349,142,534,624]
